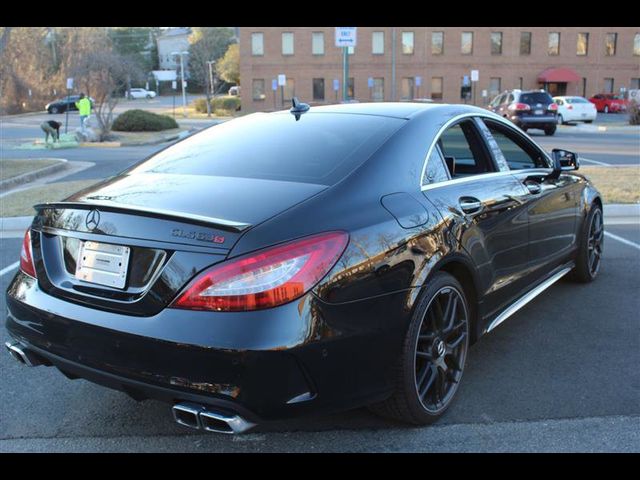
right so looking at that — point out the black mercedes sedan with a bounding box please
[5,102,603,434]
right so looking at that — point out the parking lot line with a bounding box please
[604,232,640,251]
[0,261,19,277]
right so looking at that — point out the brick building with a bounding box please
[239,27,640,112]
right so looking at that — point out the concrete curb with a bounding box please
[0,159,69,191]
[117,129,192,147]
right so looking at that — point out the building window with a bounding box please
[347,77,355,99]
[401,77,415,100]
[282,32,294,56]
[548,32,560,55]
[577,32,589,56]
[520,32,532,55]
[284,78,295,100]
[312,32,324,55]
[252,79,265,101]
[402,31,414,54]
[491,32,503,55]
[604,78,614,94]
[431,77,443,100]
[312,78,325,101]
[372,31,384,55]
[489,78,501,97]
[461,32,473,55]
[634,34,640,56]
[251,32,264,56]
[605,33,617,56]
[373,78,384,101]
[631,78,640,90]
[432,31,444,55]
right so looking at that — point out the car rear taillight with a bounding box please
[19,229,36,278]
[548,103,558,111]
[171,231,349,312]
[508,103,531,112]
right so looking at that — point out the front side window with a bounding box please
[461,32,473,55]
[548,32,560,55]
[432,31,444,55]
[372,31,384,55]
[402,31,414,54]
[312,32,325,55]
[282,32,294,55]
[605,33,617,56]
[482,120,548,170]
[577,32,589,55]
[491,32,503,55]
[251,32,264,56]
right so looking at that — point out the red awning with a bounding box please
[537,67,581,83]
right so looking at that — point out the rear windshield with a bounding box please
[566,97,589,104]
[134,112,405,186]
[520,92,553,104]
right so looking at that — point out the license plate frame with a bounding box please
[74,240,131,289]
[534,109,543,115]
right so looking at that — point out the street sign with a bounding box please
[66,78,74,90]
[335,27,357,47]
[463,75,470,86]
[482,90,488,97]
[415,76,422,87]
[471,70,479,82]
[272,79,278,91]
[333,79,340,91]
[278,74,286,86]
[172,81,177,90]
[368,77,374,88]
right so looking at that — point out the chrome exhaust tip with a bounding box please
[172,402,256,434]
[4,341,42,367]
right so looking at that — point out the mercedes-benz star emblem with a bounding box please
[85,209,100,231]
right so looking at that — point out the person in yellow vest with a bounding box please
[75,93,92,132]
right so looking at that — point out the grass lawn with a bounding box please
[0,179,99,217]
[580,166,640,204]
[0,159,62,181]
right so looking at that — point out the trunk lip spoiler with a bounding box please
[33,201,252,233]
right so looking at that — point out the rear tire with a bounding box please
[544,125,557,136]
[368,272,470,425]
[557,114,565,125]
[570,203,603,283]
[50,106,59,114]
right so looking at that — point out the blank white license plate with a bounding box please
[534,109,543,115]
[75,240,130,289]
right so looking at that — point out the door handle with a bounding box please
[459,197,483,214]
[524,182,542,195]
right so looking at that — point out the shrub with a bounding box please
[193,98,209,113]
[212,95,241,112]
[214,109,232,117]
[112,109,178,131]
[629,101,640,126]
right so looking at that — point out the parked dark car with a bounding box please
[46,95,95,114]
[5,102,603,434]
[488,89,558,135]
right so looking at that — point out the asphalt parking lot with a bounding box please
[0,222,638,452]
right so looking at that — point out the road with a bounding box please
[1,106,639,452]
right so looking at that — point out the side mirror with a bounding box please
[549,149,579,179]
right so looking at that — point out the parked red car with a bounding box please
[588,94,628,113]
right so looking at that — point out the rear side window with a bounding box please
[520,92,553,104]
[135,113,405,186]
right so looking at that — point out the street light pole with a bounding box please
[206,61,215,97]
[172,51,189,118]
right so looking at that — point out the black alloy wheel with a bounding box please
[571,204,604,282]
[50,106,59,114]
[369,272,470,424]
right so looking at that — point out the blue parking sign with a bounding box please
[272,79,278,91]
[368,77,374,88]
[333,79,340,91]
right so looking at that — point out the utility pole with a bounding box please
[206,60,215,97]
[172,51,189,118]
[342,47,349,101]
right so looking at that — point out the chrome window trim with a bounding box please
[419,112,553,192]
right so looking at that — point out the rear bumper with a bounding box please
[511,114,557,128]
[5,271,400,421]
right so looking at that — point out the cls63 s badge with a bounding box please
[171,228,225,244]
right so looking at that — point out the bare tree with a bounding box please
[72,51,143,140]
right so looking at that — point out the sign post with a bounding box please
[471,69,479,106]
[172,80,177,118]
[278,74,286,108]
[64,77,73,134]
[335,27,357,102]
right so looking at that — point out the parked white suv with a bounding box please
[128,88,157,99]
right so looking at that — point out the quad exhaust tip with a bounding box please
[172,402,256,434]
